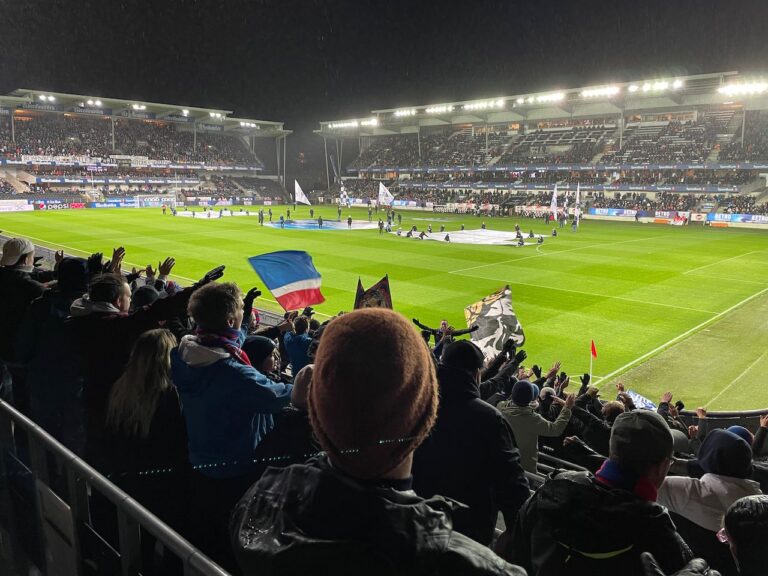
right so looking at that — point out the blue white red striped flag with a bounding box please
[247,250,325,311]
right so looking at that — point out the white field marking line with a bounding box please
[683,250,764,275]
[448,275,718,314]
[683,273,767,286]
[592,285,768,387]
[447,233,675,274]
[0,229,333,318]
[705,350,768,408]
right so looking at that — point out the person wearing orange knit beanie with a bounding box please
[231,308,526,576]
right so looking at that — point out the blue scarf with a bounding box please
[595,459,658,502]
[195,327,251,366]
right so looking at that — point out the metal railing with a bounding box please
[0,399,230,576]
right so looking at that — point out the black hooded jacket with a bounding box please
[507,469,692,576]
[231,456,526,576]
[412,364,530,546]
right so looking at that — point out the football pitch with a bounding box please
[1,206,767,411]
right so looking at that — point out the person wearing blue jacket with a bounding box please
[171,281,292,569]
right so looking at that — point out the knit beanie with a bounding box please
[309,308,438,479]
[242,336,277,367]
[511,380,539,406]
[130,284,159,311]
[727,425,755,447]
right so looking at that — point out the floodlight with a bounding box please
[628,85,639,93]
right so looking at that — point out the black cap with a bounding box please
[610,410,673,464]
[441,340,484,372]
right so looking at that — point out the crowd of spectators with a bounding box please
[719,112,768,162]
[722,195,768,215]
[1,236,768,575]
[603,119,722,164]
[0,112,263,167]
[0,177,15,194]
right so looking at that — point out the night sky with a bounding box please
[1,0,767,174]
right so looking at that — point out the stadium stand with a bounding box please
[2,229,766,575]
[1,113,263,167]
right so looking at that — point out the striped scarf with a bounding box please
[194,327,251,366]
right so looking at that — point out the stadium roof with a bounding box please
[316,71,768,137]
[1,89,291,137]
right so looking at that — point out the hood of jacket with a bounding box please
[232,455,519,575]
[170,335,231,396]
[69,294,122,317]
[436,364,480,404]
[699,428,753,479]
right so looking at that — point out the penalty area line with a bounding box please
[592,285,768,388]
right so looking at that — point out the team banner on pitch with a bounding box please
[354,275,393,309]
[464,285,525,359]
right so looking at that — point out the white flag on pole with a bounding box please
[294,180,311,205]
[378,182,394,205]
[549,184,558,220]
[575,183,581,219]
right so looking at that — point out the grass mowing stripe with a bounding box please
[683,250,765,275]
[593,285,768,388]
[448,275,719,315]
[705,350,768,408]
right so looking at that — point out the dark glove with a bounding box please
[33,256,44,268]
[640,552,720,576]
[195,265,225,287]
[243,287,262,316]
[514,349,528,365]
[531,365,542,379]
[469,324,479,333]
[87,252,104,275]
[412,318,419,325]
[502,337,516,355]
[579,373,591,396]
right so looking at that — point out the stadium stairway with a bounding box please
[0,171,30,193]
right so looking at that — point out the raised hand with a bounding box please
[158,257,176,276]
[108,247,125,274]
[87,252,104,275]
[696,407,707,419]
[197,265,225,286]
[615,381,625,393]
[760,414,768,429]
[54,250,64,265]
[514,349,528,365]
[545,361,561,380]
[662,391,674,404]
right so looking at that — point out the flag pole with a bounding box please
[589,352,593,383]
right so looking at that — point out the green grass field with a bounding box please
[1,205,767,410]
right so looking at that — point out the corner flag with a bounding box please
[591,340,598,358]
[294,180,311,206]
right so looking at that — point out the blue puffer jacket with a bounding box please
[171,329,292,479]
